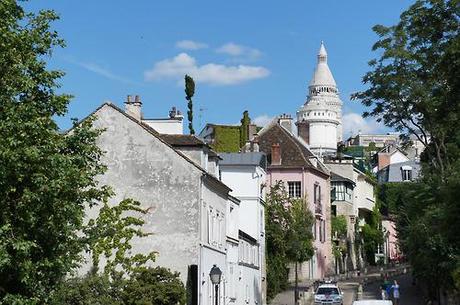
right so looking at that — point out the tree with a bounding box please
[240,110,250,148]
[265,183,291,300]
[123,267,186,305]
[0,2,113,303]
[50,267,186,305]
[352,0,459,177]
[353,1,460,300]
[331,216,348,265]
[184,75,195,135]
[287,199,314,304]
[265,182,314,300]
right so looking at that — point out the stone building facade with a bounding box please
[80,101,233,305]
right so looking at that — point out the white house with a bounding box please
[219,152,267,305]
[78,97,234,305]
[326,156,377,270]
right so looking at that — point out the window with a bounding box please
[314,183,321,204]
[331,182,352,202]
[313,221,317,240]
[206,206,224,248]
[314,183,322,214]
[288,181,301,198]
[238,239,259,268]
[401,166,412,181]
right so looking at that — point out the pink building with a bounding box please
[382,216,401,262]
[257,117,333,280]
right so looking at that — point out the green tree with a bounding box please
[50,267,186,305]
[265,182,314,300]
[287,199,314,304]
[352,0,459,177]
[0,2,113,303]
[123,267,186,305]
[353,2,459,299]
[184,75,195,135]
[239,110,250,148]
[265,183,291,300]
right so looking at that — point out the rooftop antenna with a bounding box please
[198,105,208,132]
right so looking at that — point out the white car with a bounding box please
[314,283,343,305]
[352,301,393,305]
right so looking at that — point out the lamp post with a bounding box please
[210,264,222,305]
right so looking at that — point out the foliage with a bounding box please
[82,199,157,276]
[354,0,460,299]
[331,215,347,259]
[357,205,383,266]
[184,75,195,135]
[331,215,347,239]
[352,0,459,177]
[265,182,314,300]
[239,110,250,147]
[0,2,115,303]
[212,125,241,152]
[287,199,315,263]
[50,267,185,305]
[377,182,414,215]
[123,267,186,305]
[50,272,124,305]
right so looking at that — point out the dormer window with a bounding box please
[401,165,412,181]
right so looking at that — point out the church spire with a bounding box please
[318,41,327,63]
[309,41,336,87]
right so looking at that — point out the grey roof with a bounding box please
[219,152,267,169]
[378,160,421,183]
[331,172,355,186]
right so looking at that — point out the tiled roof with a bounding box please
[258,123,329,176]
[158,134,207,147]
[219,152,267,169]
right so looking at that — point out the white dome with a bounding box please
[309,62,336,87]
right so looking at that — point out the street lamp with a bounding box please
[210,264,222,305]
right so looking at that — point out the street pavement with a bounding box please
[269,266,419,305]
[361,273,424,305]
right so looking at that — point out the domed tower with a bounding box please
[296,42,343,155]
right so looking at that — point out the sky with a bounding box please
[25,0,414,137]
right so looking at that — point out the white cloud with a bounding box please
[176,40,208,50]
[144,53,270,86]
[253,114,274,127]
[342,112,386,137]
[216,42,262,60]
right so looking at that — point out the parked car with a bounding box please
[352,301,393,305]
[314,282,343,305]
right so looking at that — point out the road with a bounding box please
[361,273,423,304]
[340,273,423,305]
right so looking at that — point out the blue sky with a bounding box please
[26,0,414,137]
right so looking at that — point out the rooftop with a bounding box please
[219,152,267,169]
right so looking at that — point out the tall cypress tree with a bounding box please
[184,75,195,135]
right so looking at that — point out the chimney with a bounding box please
[125,95,142,121]
[271,143,281,165]
[248,124,257,141]
[296,120,310,144]
[378,153,391,170]
[252,135,259,152]
[278,114,293,133]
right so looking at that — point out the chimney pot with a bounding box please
[125,94,142,121]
